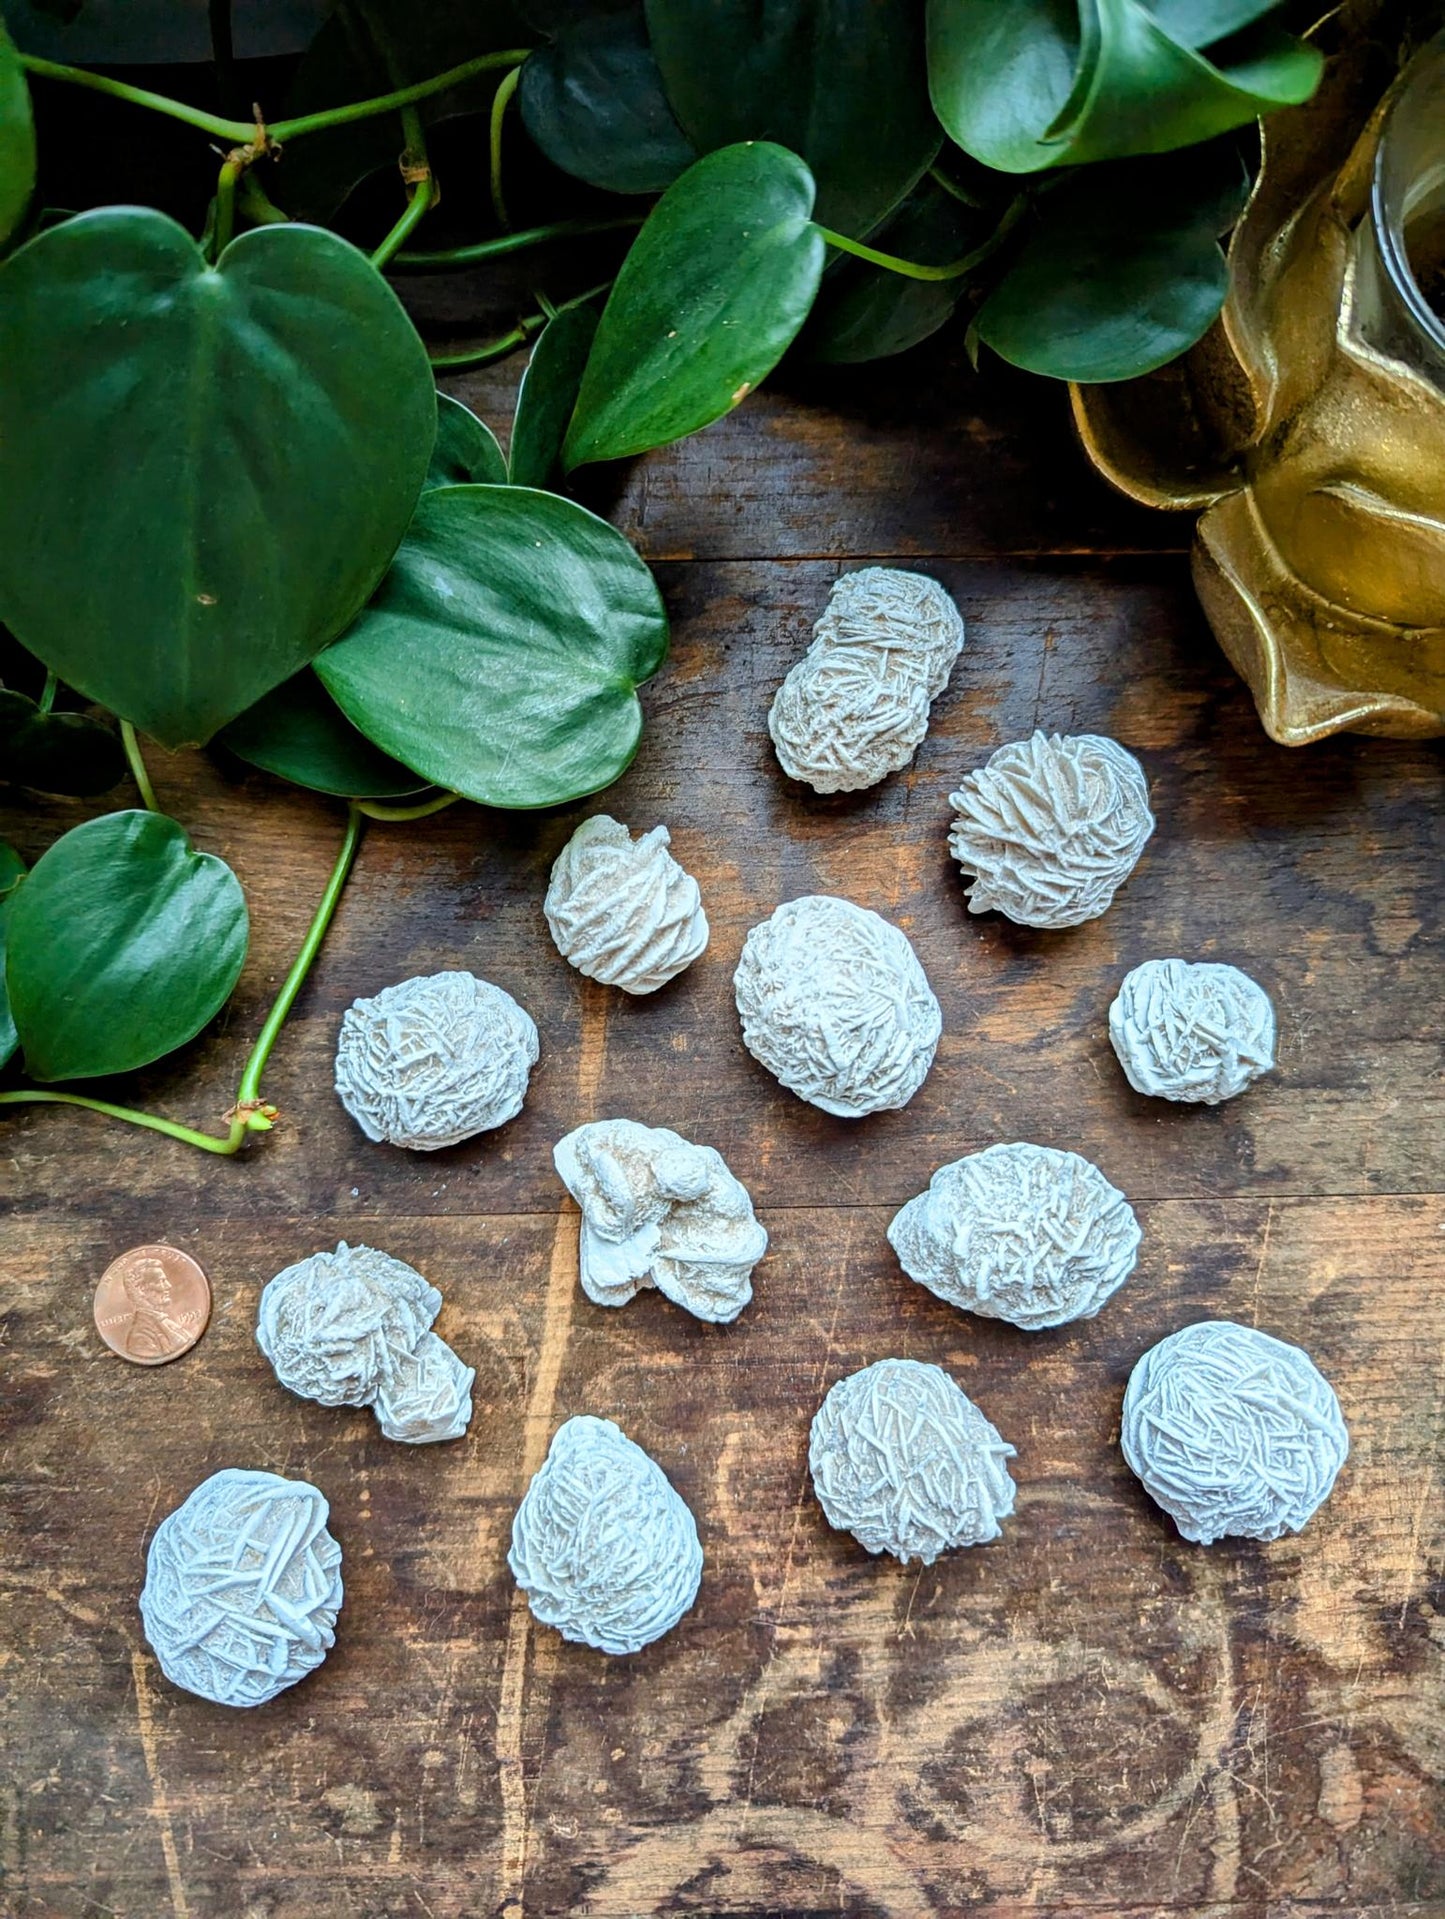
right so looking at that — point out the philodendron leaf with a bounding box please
[6,811,249,1082]
[216,669,431,799]
[0,209,436,748]
[0,688,127,795]
[0,841,25,1069]
[563,143,826,470]
[317,485,668,807]
[509,304,599,487]
[645,0,937,237]
[0,19,36,250]
[805,180,985,364]
[975,145,1250,382]
[520,4,695,195]
[928,0,1321,174]
[428,393,509,489]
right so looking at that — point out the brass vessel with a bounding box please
[1073,29,1445,744]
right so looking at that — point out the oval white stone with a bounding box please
[544,816,708,995]
[1109,957,1276,1104]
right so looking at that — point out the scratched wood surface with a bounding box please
[2,328,1442,1919]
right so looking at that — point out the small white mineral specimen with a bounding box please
[554,1119,767,1323]
[768,567,965,792]
[809,1358,1016,1563]
[139,1468,343,1707]
[544,816,709,994]
[508,1415,703,1654]
[948,730,1154,928]
[733,894,941,1118]
[1109,958,1276,1104]
[334,970,538,1150]
[1121,1320,1349,1544]
[257,1241,475,1444]
[888,1142,1141,1330]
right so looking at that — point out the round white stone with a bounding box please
[544,816,708,995]
[769,567,965,793]
[733,894,941,1117]
[256,1241,474,1444]
[508,1416,703,1655]
[809,1359,1017,1564]
[948,730,1154,928]
[1109,958,1276,1104]
[139,1468,343,1707]
[554,1118,767,1323]
[1121,1320,1349,1544]
[888,1142,1140,1330]
[334,970,538,1150]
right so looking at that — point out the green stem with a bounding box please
[212,155,243,258]
[372,170,436,268]
[489,64,521,229]
[37,671,58,716]
[19,49,528,148]
[239,170,290,226]
[0,804,365,1157]
[355,791,460,822]
[233,803,363,1105]
[813,196,1029,284]
[393,214,640,272]
[270,50,528,143]
[120,722,159,812]
[428,278,612,370]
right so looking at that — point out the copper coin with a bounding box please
[92,1244,211,1366]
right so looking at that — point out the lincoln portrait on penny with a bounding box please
[121,1257,191,1361]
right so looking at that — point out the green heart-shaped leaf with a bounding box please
[509,304,599,488]
[0,687,127,795]
[645,0,937,237]
[317,485,668,807]
[0,841,26,1069]
[0,209,437,747]
[520,4,695,195]
[6,810,249,1082]
[0,20,36,251]
[216,669,431,798]
[428,392,508,490]
[975,145,1249,381]
[806,181,983,364]
[928,0,1320,173]
[563,142,826,470]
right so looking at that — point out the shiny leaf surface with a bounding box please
[520,4,695,195]
[428,392,508,489]
[509,304,599,487]
[216,670,430,798]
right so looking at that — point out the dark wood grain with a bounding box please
[1,337,1441,1919]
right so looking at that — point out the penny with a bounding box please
[93,1245,211,1366]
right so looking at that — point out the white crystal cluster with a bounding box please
[1109,958,1276,1104]
[555,1119,766,1323]
[257,1242,474,1444]
[949,730,1154,928]
[334,970,538,1150]
[139,1468,343,1707]
[1121,1320,1349,1544]
[508,1415,703,1654]
[888,1142,1140,1331]
[768,567,965,792]
[733,894,941,1117]
[809,1358,1016,1564]
[545,816,709,995]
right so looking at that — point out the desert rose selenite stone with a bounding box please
[809,1359,1017,1563]
[544,816,708,994]
[1122,1320,1349,1544]
[334,970,538,1150]
[257,1241,475,1444]
[1109,958,1276,1104]
[733,894,942,1117]
[768,567,965,792]
[554,1119,767,1323]
[888,1142,1141,1330]
[139,1468,343,1706]
[508,1416,703,1654]
[948,730,1154,928]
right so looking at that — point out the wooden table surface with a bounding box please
[2,324,1442,1919]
